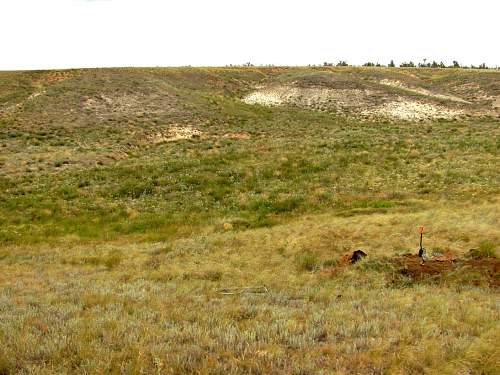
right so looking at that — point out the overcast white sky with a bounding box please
[1,0,499,70]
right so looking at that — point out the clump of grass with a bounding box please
[143,255,161,270]
[356,256,394,272]
[467,241,497,259]
[441,267,489,287]
[390,274,417,288]
[202,270,222,281]
[81,256,102,266]
[104,250,123,269]
[0,351,15,375]
[63,250,123,269]
[115,179,155,198]
[0,249,11,261]
[53,159,68,168]
[295,250,319,271]
[225,217,252,230]
[322,258,337,267]
[63,255,101,266]
[152,244,173,256]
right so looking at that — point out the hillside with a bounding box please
[0,67,499,374]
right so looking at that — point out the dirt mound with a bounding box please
[393,254,499,286]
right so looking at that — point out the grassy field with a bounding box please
[0,67,499,374]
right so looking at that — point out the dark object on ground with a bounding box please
[418,248,426,265]
[418,227,426,265]
[350,250,367,263]
[339,250,368,265]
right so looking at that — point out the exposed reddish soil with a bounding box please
[393,254,500,287]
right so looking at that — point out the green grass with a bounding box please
[1,114,497,245]
[0,67,499,374]
[467,241,498,259]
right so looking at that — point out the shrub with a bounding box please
[104,250,123,269]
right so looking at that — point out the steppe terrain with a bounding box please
[0,67,499,374]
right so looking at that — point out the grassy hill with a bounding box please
[0,67,499,374]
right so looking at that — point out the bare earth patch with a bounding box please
[380,79,470,103]
[451,82,493,103]
[392,254,499,287]
[243,85,465,120]
[147,125,202,144]
[492,96,500,110]
[242,85,374,112]
[82,91,180,119]
[27,90,46,101]
[242,88,289,106]
[223,132,251,140]
[364,99,464,121]
[83,94,149,119]
[0,89,47,115]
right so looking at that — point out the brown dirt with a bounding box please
[393,254,500,287]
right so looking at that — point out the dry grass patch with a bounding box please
[0,66,499,374]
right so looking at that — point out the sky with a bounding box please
[1,0,499,70]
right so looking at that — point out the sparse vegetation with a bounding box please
[467,241,498,259]
[0,67,499,374]
[295,249,320,271]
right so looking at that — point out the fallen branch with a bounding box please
[217,286,269,295]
